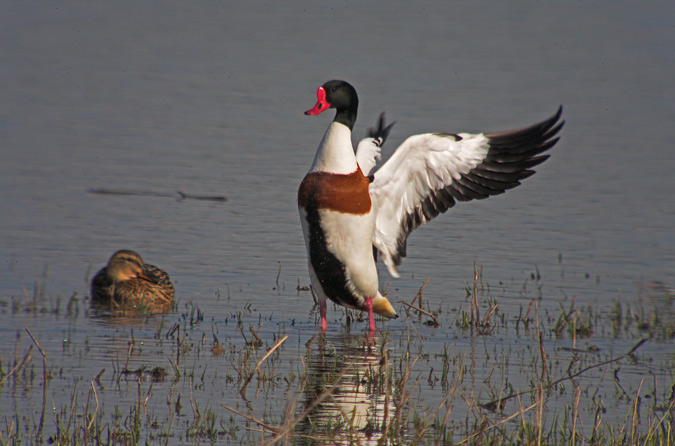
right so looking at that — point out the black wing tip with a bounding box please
[448,108,562,203]
[544,105,564,136]
[367,112,396,145]
[544,105,563,129]
[486,105,565,154]
[548,105,564,135]
[489,105,564,134]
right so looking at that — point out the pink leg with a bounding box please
[365,297,376,332]
[319,300,327,331]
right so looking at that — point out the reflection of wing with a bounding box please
[297,334,393,444]
[370,107,563,277]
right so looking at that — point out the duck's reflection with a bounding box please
[296,331,394,445]
[89,302,173,324]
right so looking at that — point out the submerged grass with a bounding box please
[1,268,674,445]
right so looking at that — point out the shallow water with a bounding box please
[1,0,674,444]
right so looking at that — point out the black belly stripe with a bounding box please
[303,201,362,309]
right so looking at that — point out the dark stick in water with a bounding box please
[88,188,227,202]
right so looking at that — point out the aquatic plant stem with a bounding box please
[472,262,480,327]
[409,277,431,322]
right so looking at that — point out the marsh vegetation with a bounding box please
[1,265,673,445]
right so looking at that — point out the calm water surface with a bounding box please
[1,0,673,443]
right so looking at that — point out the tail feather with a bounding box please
[371,293,398,319]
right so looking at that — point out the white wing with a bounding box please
[370,107,564,277]
[355,137,381,177]
[355,113,395,177]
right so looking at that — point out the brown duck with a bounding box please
[91,250,175,311]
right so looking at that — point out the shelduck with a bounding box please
[298,80,563,332]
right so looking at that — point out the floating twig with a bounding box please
[401,301,439,327]
[88,188,227,203]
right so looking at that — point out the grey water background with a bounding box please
[1,0,674,440]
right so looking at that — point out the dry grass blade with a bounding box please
[87,380,100,431]
[263,368,350,445]
[0,345,33,387]
[25,327,48,443]
[642,398,675,445]
[240,335,288,397]
[411,361,465,444]
[221,403,278,433]
[224,367,349,445]
[571,384,581,445]
[456,402,540,445]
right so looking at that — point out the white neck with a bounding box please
[309,122,357,174]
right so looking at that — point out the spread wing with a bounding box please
[355,113,395,177]
[369,107,563,277]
